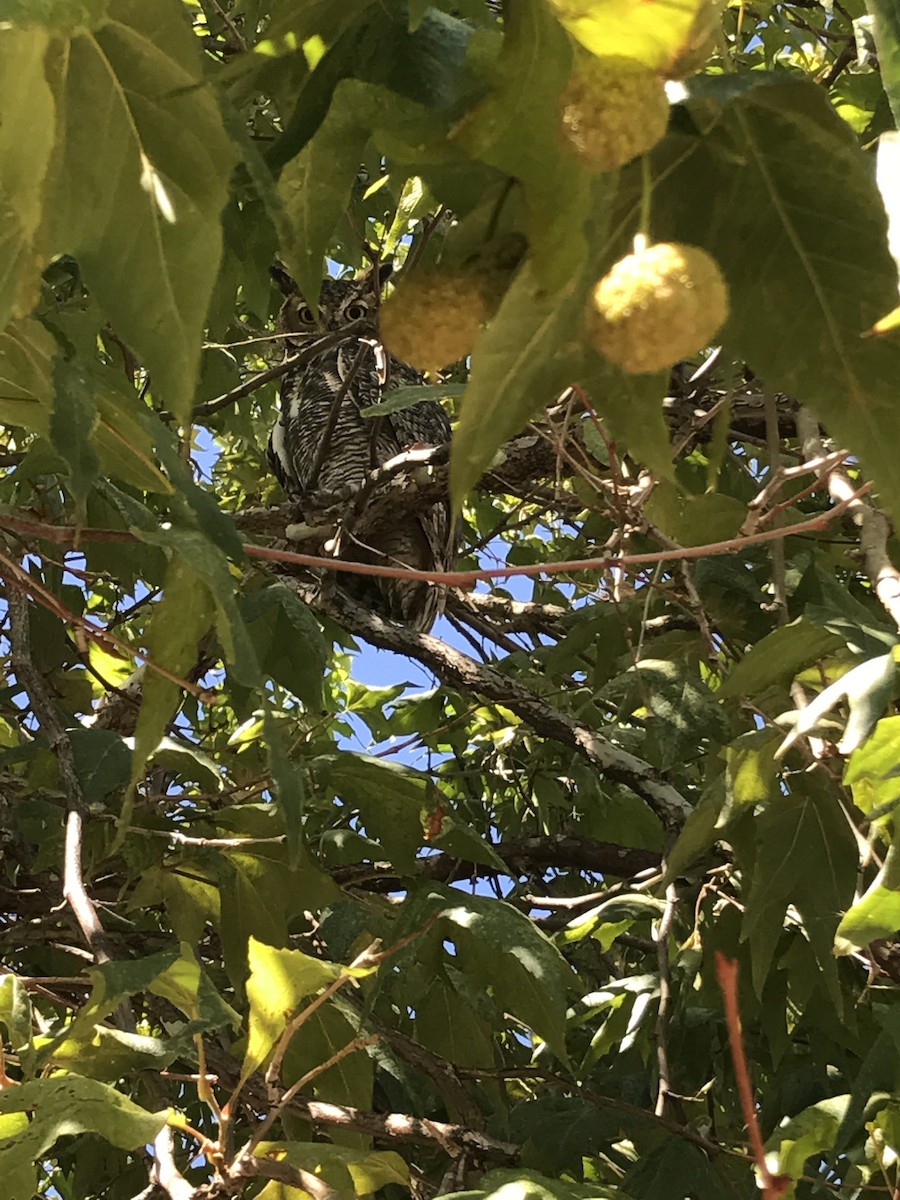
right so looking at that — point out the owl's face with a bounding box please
[277,271,387,341]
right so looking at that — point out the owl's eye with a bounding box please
[345,302,368,322]
[296,304,317,325]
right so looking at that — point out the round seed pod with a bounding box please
[559,56,669,173]
[380,270,495,373]
[587,241,729,374]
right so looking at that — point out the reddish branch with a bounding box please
[0,541,213,702]
[242,482,869,585]
[0,481,867,590]
[715,954,790,1200]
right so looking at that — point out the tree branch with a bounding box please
[6,584,114,966]
[796,408,900,632]
[202,1044,518,1163]
[332,835,662,892]
[310,589,693,833]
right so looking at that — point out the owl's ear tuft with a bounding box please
[377,261,394,286]
[271,263,297,296]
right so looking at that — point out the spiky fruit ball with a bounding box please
[587,242,728,374]
[559,56,669,172]
[380,269,494,373]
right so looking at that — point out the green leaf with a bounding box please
[677,77,900,530]
[443,1167,625,1200]
[0,27,55,332]
[277,82,372,308]
[579,351,674,484]
[49,354,100,514]
[151,426,246,560]
[866,0,900,127]
[643,481,746,548]
[241,937,343,1086]
[219,851,293,985]
[629,658,727,770]
[414,978,497,1071]
[0,318,173,493]
[0,975,34,1073]
[430,818,508,873]
[150,947,241,1031]
[508,1097,617,1175]
[67,727,131,807]
[439,888,573,1059]
[623,1134,724,1200]
[0,1076,166,1200]
[123,555,214,844]
[766,1096,849,1200]
[798,562,896,657]
[254,1142,408,1200]
[0,0,108,29]
[725,729,780,806]
[129,865,220,946]
[41,950,180,1057]
[267,6,474,172]
[40,1025,175,1081]
[146,737,223,792]
[44,0,236,423]
[836,814,900,953]
[264,708,306,865]
[845,715,900,816]
[451,0,587,288]
[740,774,857,1000]
[777,652,897,759]
[547,0,717,76]
[360,382,465,417]
[138,525,257,687]
[282,1003,374,1113]
[241,583,326,710]
[719,617,844,699]
[834,1008,900,1153]
[315,752,435,873]
[450,259,587,506]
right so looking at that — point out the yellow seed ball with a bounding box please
[587,242,729,374]
[380,271,493,373]
[559,56,669,173]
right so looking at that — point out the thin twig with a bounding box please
[654,882,679,1118]
[0,548,212,701]
[186,324,368,422]
[205,0,247,50]
[243,1035,379,1158]
[764,388,788,626]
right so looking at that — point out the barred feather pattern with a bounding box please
[267,274,454,632]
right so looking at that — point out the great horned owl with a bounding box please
[267,265,455,633]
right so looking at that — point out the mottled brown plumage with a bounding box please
[267,267,455,632]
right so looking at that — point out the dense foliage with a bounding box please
[3,1,900,1197]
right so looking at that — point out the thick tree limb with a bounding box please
[332,835,662,892]
[310,589,693,833]
[149,1127,194,1200]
